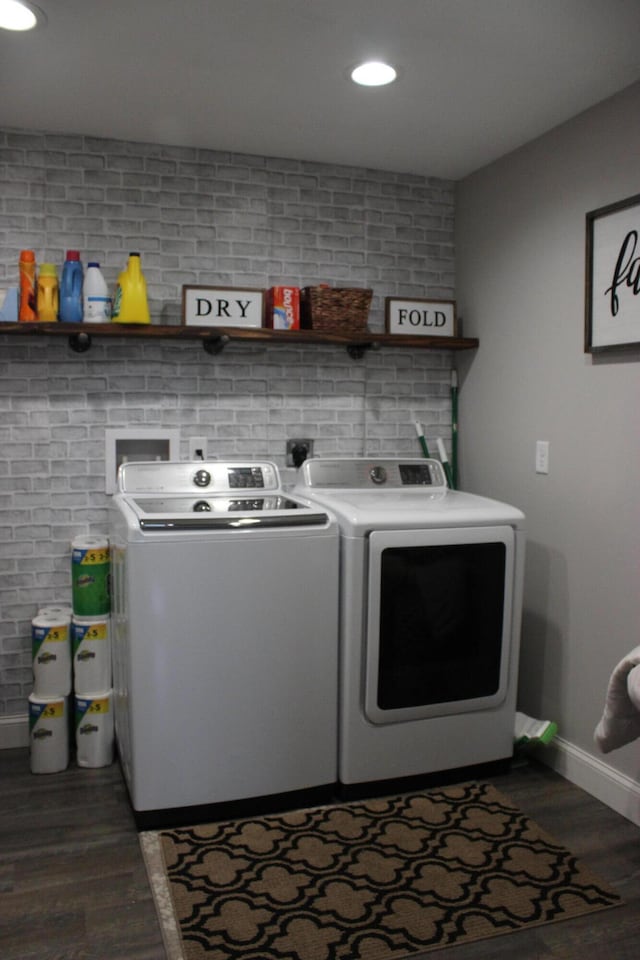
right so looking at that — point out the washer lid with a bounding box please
[119,492,331,531]
[116,460,331,530]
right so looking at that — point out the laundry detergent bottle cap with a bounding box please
[112,252,150,324]
[59,250,84,323]
[18,249,38,322]
[83,261,112,323]
[36,263,59,323]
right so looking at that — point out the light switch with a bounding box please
[535,440,550,474]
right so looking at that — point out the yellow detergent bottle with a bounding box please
[112,252,150,324]
[36,263,59,322]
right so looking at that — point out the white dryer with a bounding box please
[294,457,526,794]
[110,460,339,826]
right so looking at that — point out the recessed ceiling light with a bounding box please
[0,0,44,31]
[351,61,397,87]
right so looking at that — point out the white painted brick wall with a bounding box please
[0,128,457,720]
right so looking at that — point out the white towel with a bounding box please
[594,645,640,753]
[629,664,640,711]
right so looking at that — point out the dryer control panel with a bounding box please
[300,457,447,490]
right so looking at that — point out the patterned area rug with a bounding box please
[140,781,622,960]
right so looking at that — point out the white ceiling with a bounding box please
[1,0,640,180]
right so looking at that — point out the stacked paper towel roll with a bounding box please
[29,610,72,774]
[28,693,69,774]
[71,535,110,616]
[70,534,113,768]
[72,615,112,693]
[38,604,73,620]
[32,612,72,697]
[71,618,114,769]
[28,534,113,774]
[74,690,114,768]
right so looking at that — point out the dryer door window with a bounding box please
[364,526,515,724]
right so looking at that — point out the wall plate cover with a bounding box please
[535,440,550,475]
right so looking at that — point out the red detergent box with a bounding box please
[267,286,300,329]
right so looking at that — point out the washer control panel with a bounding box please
[369,465,387,485]
[228,466,267,489]
[300,458,447,490]
[118,460,279,494]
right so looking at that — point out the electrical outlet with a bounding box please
[535,440,550,474]
[286,438,314,467]
[189,436,207,460]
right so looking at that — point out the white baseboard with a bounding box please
[2,717,638,826]
[540,734,640,827]
[0,714,29,749]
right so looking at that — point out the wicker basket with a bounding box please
[300,286,372,335]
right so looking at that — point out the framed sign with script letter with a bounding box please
[585,193,640,352]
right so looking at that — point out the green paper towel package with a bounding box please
[71,535,110,616]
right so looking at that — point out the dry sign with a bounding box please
[385,298,457,337]
[182,286,265,328]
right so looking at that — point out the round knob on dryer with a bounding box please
[193,469,211,487]
[369,465,387,485]
[193,500,212,511]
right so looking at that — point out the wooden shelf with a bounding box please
[0,322,479,357]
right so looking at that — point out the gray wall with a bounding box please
[456,82,640,789]
[0,130,456,724]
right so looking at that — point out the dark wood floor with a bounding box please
[1,748,639,960]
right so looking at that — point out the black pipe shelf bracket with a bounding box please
[68,331,92,353]
[202,334,230,355]
[346,340,380,360]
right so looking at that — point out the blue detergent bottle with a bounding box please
[59,250,84,322]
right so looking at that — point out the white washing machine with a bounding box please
[110,460,339,826]
[294,457,526,794]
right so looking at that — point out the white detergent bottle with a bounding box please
[83,261,112,323]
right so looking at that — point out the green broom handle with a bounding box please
[451,369,458,489]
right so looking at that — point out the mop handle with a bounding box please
[437,437,454,488]
[414,421,430,459]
